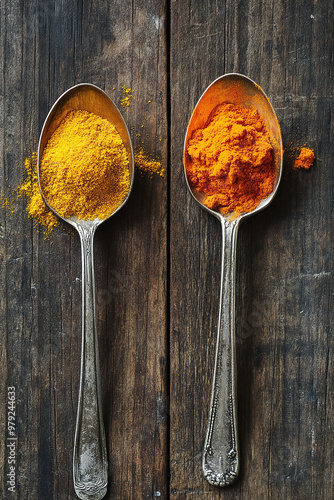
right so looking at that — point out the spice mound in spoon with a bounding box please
[40,109,130,220]
[185,103,275,216]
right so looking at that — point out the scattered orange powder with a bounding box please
[293,147,315,170]
[186,103,276,215]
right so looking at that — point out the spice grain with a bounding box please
[186,103,276,215]
[40,109,130,220]
[293,147,315,170]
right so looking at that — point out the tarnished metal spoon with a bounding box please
[183,73,283,487]
[37,83,134,500]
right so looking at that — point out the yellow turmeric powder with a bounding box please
[185,103,276,215]
[19,152,59,231]
[134,148,165,177]
[120,86,134,108]
[40,110,130,220]
[16,144,162,234]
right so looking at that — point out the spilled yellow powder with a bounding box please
[12,145,163,235]
[17,152,59,233]
[0,152,57,234]
[120,86,134,108]
[134,148,165,178]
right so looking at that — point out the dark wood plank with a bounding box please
[170,1,333,499]
[0,1,168,498]
[1,0,333,499]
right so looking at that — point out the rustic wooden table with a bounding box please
[0,1,333,499]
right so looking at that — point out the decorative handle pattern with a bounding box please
[73,222,108,500]
[203,218,240,487]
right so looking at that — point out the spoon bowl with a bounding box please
[38,83,134,500]
[183,74,283,486]
[184,73,282,222]
[38,83,134,225]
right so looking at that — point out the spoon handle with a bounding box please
[203,218,240,487]
[73,224,108,500]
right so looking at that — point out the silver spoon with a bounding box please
[37,83,134,500]
[183,73,283,487]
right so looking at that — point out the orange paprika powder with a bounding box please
[293,147,315,170]
[185,103,276,215]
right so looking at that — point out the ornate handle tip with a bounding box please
[74,479,107,500]
[203,466,239,487]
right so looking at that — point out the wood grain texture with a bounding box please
[0,1,167,499]
[170,0,333,499]
[0,0,333,499]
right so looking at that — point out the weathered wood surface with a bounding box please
[0,1,168,499]
[170,1,333,499]
[0,1,333,499]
